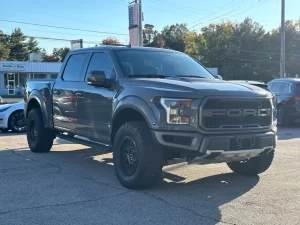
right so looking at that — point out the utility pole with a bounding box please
[280,0,285,78]
[138,0,143,46]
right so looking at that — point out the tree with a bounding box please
[27,37,41,53]
[53,47,70,62]
[143,29,159,46]
[0,30,10,60]
[101,37,121,45]
[42,54,60,62]
[8,28,28,61]
[184,32,205,60]
[160,23,189,52]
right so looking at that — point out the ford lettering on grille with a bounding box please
[200,98,272,130]
[203,109,271,117]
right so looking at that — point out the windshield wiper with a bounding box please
[127,74,171,78]
[176,75,209,79]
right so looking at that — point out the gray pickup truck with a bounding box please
[24,46,277,189]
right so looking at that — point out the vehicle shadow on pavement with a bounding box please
[1,146,260,224]
[277,126,300,140]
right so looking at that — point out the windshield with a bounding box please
[114,49,214,79]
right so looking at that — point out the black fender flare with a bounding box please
[27,90,50,128]
[111,96,159,131]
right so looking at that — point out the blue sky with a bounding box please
[0,0,299,53]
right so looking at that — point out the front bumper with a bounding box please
[0,113,9,129]
[152,129,276,164]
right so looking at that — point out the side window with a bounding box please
[269,82,282,93]
[62,53,87,81]
[281,83,291,93]
[85,52,114,80]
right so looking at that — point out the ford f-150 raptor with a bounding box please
[24,46,277,189]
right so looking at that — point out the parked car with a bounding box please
[267,78,300,126]
[228,80,277,106]
[0,100,26,132]
[24,46,276,189]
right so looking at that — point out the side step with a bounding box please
[56,133,112,152]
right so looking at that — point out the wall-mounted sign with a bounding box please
[0,63,26,71]
[71,39,83,49]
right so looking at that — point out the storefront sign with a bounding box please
[0,63,26,71]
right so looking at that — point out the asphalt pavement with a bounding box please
[0,127,299,225]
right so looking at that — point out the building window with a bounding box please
[33,73,47,79]
[51,74,58,79]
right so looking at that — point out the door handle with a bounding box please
[75,92,84,98]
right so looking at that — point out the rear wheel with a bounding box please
[227,150,274,176]
[113,121,163,190]
[8,110,26,132]
[277,108,289,126]
[27,108,54,153]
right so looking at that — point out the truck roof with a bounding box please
[70,45,178,53]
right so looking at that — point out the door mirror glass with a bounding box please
[87,71,107,87]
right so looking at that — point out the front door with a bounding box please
[7,73,15,95]
[76,51,115,144]
[53,52,88,132]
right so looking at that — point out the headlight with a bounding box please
[160,98,192,124]
[0,107,10,112]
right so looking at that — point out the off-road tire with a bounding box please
[113,121,163,190]
[227,150,274,176]
[27,108,54,153]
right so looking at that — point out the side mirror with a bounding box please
[214,75,223,80]
[87,71,108,87]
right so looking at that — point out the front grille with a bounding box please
[201,98,272,130]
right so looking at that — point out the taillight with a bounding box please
[294,96,300,101]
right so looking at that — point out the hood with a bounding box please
[129,77,270,98]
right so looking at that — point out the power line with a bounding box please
[189,0,260,29]
[0,33,100,44]
[147,0,211,15]
[188,0,235,26]
[0,19,128,36]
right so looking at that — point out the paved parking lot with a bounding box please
[0,127,300,225]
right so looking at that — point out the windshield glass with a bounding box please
[114,49,214,79]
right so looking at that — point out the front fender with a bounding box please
[27,90,51,128]
[112,96,159,130]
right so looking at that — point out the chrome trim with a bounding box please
[199,96,273,132]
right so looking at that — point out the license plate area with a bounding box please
[230,136,257,150]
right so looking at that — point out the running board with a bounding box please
[56,133,112,152]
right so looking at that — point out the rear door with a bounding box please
[53,52,88,132]
[75,51,116,144]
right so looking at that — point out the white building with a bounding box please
[0,61,62,96]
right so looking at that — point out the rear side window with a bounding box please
[62,53,87,81]
[269,82,291,94]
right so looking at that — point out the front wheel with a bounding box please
[8,110,26,132]
[227,150,274,176]
[113,122,163,190]
[27,108,54,153]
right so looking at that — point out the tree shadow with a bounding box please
[2,145,260,224]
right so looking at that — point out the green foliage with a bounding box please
[27,37,41,53]
[8,28,28,61]
[53,47,70,62]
